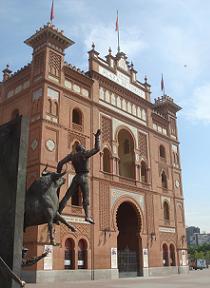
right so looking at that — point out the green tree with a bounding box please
[205,251,210,261]
[188,244,210,260]
[194,251,205,259]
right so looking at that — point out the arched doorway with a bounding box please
[118,129,135,179]
[64,238,75,269]
[169,244,176,266]
[116,202,142,277]
[162,243,169,266]
[78,239,87,269]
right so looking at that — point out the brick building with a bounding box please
[0,23,188,282]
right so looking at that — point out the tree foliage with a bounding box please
[188,244,210,260]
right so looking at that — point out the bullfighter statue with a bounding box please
[57,129,101,224]
[0,248,50,287]
[21,247,50,267]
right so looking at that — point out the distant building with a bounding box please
[186,226,210,246]
[196,234,210,245]
[188,231,210,246]
[186,226,200,245]
[0,23,188,282]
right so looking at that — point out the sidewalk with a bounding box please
[26,269,210,288]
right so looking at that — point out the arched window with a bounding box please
[47,99,52,114]
[176,154,179,166]
[141,161,147,183]
[169,244,176,266]
[162,244,169,266]
[159,145,166,159]
[51,101,58,116]
[11,109,19,119]
[118,129,135,179]
[64,238,74,269]
[163,201,170,224]
[103,148,111,173]
[161,171,167,188]
[72,108,82,125]
[173,152,179,167]
[78,239,87,269]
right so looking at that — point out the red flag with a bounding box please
[161,74,164,92]
[50,0,55,22]
[115,11,119,32]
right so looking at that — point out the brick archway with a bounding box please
[112,196,144,233]
[115,200,143,277]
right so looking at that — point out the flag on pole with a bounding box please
[115,10,120,53]
[115,10,119,32]
[161,74,165,95]
[50,0,55,22]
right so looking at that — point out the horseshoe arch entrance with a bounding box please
[116,201,143,277]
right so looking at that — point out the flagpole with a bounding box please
[50,0,55,23]
[116,10,120,53]
[161,73,165,96]
[163,73,165,96]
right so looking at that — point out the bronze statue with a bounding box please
[57,129,101,224]
[0,248,50,287]
[24,168,76,246]
[21,247,50,267]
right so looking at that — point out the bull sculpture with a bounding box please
[24,165,76,245]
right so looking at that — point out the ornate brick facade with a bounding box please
[0,23,188,282]
[99,181,110,231]
[138,132,148,159]
[101,115,112,146]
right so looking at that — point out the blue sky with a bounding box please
[0,0,209,232]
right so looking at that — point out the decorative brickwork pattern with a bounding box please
[138,132,148,158]
[60,223,91,244]
[101,116,112,145]
[71,206,83,216]
[75,223,91,239]
[99,181,110,231]
[49,51,61,78]
[72,123,83,132]
[160,232,177,244]
[68,132,86,148]
[33,52,44,76]
[145,193,154,234]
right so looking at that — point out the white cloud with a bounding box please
[187,83,210,123]
[83,24,147,61]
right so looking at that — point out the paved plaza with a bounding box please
[27,268,210,288]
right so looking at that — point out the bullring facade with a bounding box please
[0,23,188,282]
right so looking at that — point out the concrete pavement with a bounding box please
[27,268,210,288]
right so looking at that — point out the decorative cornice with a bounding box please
[91,70,153,109]
[154,95,182,113]
[63,62,93,83]
[24,23,74,51]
